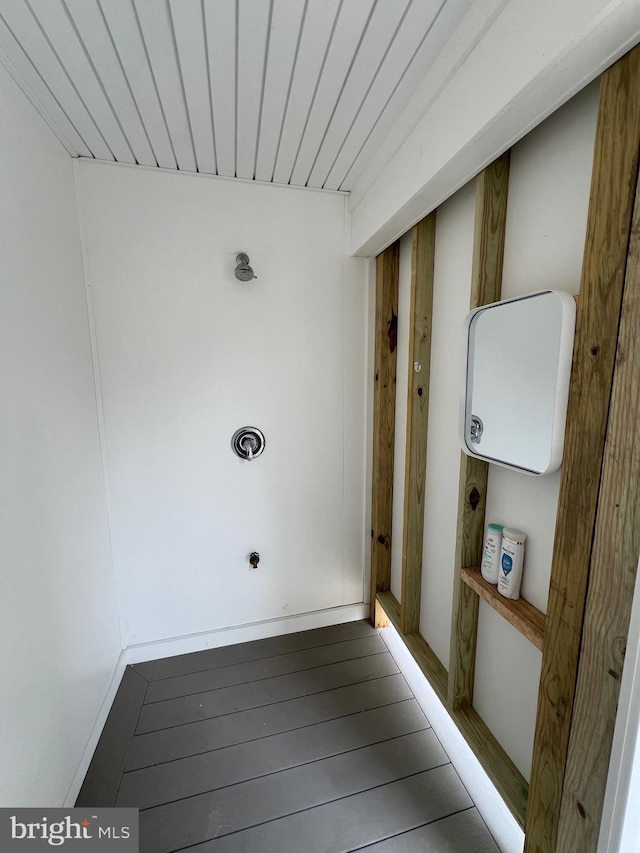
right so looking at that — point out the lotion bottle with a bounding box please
[481,523,504,584]
[497,528,526,600]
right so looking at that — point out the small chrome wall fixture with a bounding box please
[234,252,257,281]
[231,426,265,461]
[249,551,260,569]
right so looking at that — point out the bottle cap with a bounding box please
[503,527,526,544]
[487,523,503,533]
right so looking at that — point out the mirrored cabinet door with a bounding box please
[460,290,576,475]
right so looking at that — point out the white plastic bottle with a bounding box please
[497,528,527,600]
[481,523,504,584]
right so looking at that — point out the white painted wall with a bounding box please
[389,80,599,782]
[420,181,476,668]
[76,162,369,647]
[0,63,121,806]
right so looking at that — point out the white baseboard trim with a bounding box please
[124,603,370,665]
[63,650,128,808]
[66,604,368,805]
[380,624,524,853]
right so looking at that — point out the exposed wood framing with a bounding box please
[556,145,640,852]
[378,591,448,704]
[448,152,510,711]
[525,45,640,853]
[400,214,436,634]
[452,705,528,823]
[369,243,400,622]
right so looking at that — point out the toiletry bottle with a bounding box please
[481,523,504,584]
[497,528,527,600]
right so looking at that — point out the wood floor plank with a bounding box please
[126,668,409,771]
[137,651,396,734]
[133,621,379,682]
[360,808,500,852]
[75,666,147,807]
[179,765,472,853]
[139,731,449,853]
[117,699,428,809]
[143,635,387,703]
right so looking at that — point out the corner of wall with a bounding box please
[72,159,125,653]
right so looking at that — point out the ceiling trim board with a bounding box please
[350,0,640,256]
[76,155,349,197]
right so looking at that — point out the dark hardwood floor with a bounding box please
[77,620,500,852]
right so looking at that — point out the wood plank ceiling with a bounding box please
[0,0,471,191]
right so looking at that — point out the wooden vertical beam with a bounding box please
[525,45,640,853]
[448,152,510,710]
[400,214,436,634]
[556,148,640,852]
[369,242,400,623]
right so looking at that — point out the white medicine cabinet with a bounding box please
[460,290,576,475]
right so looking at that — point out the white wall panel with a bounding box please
[0,63,120,806]
[390,231,412,602]
[419,179,476,669]
[77,162,368,646]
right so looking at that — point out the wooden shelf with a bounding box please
[460,566,546,650]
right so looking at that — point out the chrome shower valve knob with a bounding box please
[231,426,266,460]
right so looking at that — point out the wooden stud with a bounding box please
[525,45,640,853]
[374,597,390,629]
[369,243,400,622]
[377,591,448,704]
[556,153,640,851]
[453,706,529,826]
[400,214,436,634]
[448,152,510,710]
